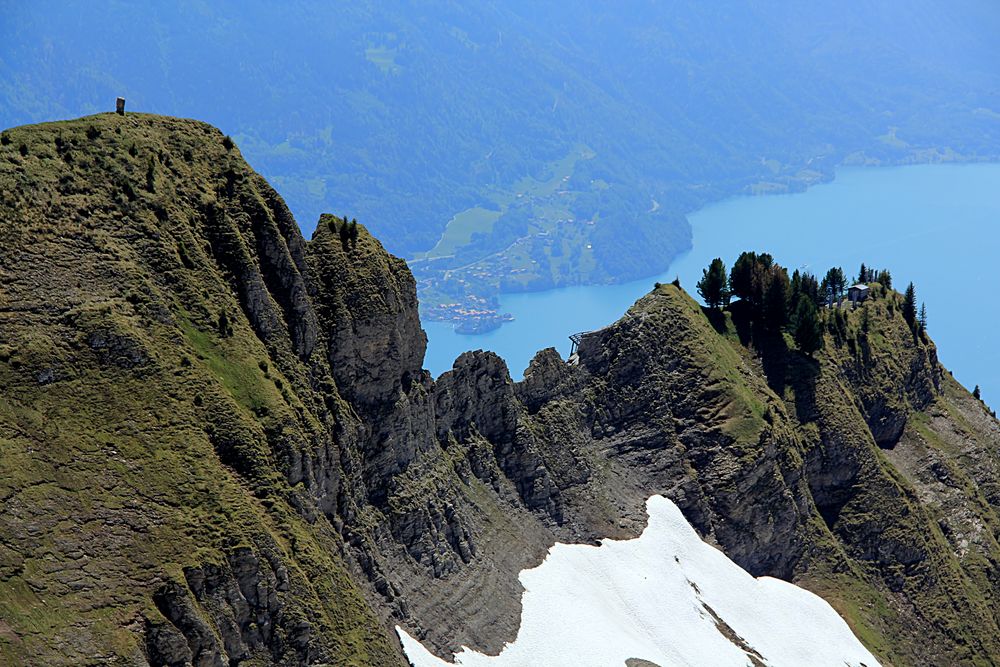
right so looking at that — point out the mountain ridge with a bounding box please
[2,113,1000,666]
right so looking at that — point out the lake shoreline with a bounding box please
[421,152,1000,335]
[422,162,1000,408]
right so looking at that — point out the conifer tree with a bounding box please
[973,385,982,400]
[729,251,758,302]
[697,257,728,309]
[793,296,824,356]
[800,272,822,308]
[728,251,774,305]
[878,270,892,290]
[903,282,917,327]
[763,266,790,331]
[918,302,927,334]
[823,267,846,303]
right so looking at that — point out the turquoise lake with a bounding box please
[422,163,1000,405]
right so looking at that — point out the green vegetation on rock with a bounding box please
[0,113,399,666]
[2,113,999,667]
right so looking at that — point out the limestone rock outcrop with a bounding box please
[2,113,999,667]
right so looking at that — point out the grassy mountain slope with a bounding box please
[1,113,1000,666]
[537,284,1000,664]
[0,113,401,665]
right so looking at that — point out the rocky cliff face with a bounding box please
[1,113,999,667]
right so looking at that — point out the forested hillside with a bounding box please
[3,1,998,320]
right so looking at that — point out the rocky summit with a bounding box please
[1,113,1000,666]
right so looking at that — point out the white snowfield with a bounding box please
[397,495,880,667]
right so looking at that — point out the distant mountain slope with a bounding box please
[2,1,998,313]
[2,113,1000,665]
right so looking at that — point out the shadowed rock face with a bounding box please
[2,113,1000,667]
[147,546,308,667]
[307,213,426,411]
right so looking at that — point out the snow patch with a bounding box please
[397,495,879,667]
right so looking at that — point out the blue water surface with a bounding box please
[423,163,1000,406]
